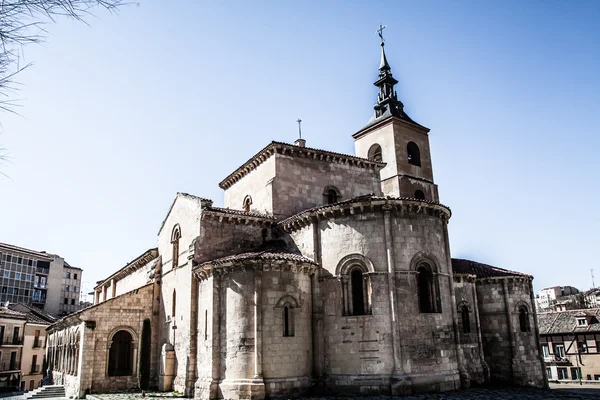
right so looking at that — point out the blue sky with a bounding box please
[0,0,599,299]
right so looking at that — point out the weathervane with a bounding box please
[297,118,302,139]
[377,24,386,44]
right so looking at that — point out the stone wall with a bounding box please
[223,156,276,214]
[194,215,268,264]
[476,278,544,387]
[114,260,155,297]
[272,153,382,217]
[288,206,461,395]
[453,275,487,385]
[49,284,155,398]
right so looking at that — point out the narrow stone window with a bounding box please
[283,306,294,337]
[519,306,530,332]
[323,186,341,205]
[171,225,181,269]
[461,305,471,333]
[276,295,298,336]
[415,190,425,200]
[407,142,421,167]
[108,330,133,376]
[351,269,366,315]
[172,289,177,320]
[417,264,440,313]
[204,310,208,341]
[368,143,383,162]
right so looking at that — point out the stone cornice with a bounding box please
[219,141,386,190]
[477,275,533,284]
[279,196,451,233]
[352,115,430,140]
[202,207,276,226]
[193,259,317,281]
[94,248,158,290]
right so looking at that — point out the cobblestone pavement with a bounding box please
[85,387,600,400]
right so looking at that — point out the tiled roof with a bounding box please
[538,308,600,335]
[8,303,56,324]
[0,242,53,261]
[0,307,27,320]
[203,206,276,221]
[451,258,532,279]
[279,194,451,227]
[198,241,317,268]
[219,141,386,189]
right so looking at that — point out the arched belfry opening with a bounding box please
[519,306,531,332]
[407,142,421,167]
[416,263,441,313]
[368,143,383,162]
[171,224,181,269]
[323,186,341,205]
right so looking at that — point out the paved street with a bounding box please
[83,386,600,400]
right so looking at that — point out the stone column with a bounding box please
[185,271,199,397]
[529,279,549,389]
[311,221,324,382]
[111,279,116,298]
[471,277,490,382]
[382,204,409,394]
[502,279,516,379]
[253,270,263,378]
[442,220,470,388]
[209,273,222,399]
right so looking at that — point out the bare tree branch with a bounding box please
[0,0,128,174]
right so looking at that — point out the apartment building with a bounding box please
[536,286,582,312]
[538,308,600,382]
[10,303,55,391]
[0,242,83,317]
[0,308,26,391]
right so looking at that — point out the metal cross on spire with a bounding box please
[377,24,386,44]
[297,118,302,139]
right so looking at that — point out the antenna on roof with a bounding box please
[592,269,596,289]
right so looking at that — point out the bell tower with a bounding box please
[353,29,439,202]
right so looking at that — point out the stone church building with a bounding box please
[46,40,546,399]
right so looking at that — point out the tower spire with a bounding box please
[370,25,416,124]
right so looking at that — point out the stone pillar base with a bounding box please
[219,377,265,400]
[390,373,412,396]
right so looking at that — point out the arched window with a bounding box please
[351,269,366,315]
[276,295,298,337]
[519,306,530,332]
[283,306,293,337]
[243,195,252,212]
[323,186,341,205]
[171,225,181,269]
[172,289,176,320]
[368,143,383,162]
[407,142,421,167]
[461,305,471,333]
[108,330,133,376]
[417,264,440,313]
[415,190,425,200]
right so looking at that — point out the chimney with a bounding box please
[294,138,306,147]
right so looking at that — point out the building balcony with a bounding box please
[29,364,41,374]
[32,339,43,348]
[33,282,47,289]
[0,337,23,346]
[36,267,49,275]
[32,296,47,304]
[0,362,20,372]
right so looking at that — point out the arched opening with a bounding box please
[417,265,437,313]
[415,190,425,200]
[108,330,133,376]
[461,305,471,333]
[327,189,338,204]
[243,195,252,212]
[283,306,292,337]
[519,306,530,332]
[407,142,421,167]
[171,225,181,269]
[368,143,383,162]
[172,289,177,320]
[351,269,366,315]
